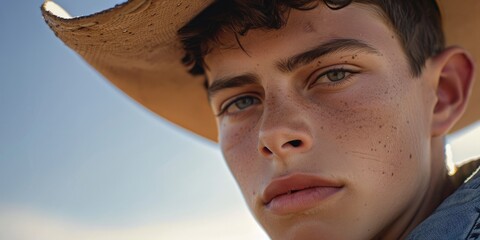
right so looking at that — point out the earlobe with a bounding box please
[431,47,475,137]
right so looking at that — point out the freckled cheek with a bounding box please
[312,76,420,162]
[219,120,262,195]
[317,95,427,214]
[322,77,427,184]
[219,117,258,153]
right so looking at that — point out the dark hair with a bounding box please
[178,0,444,77]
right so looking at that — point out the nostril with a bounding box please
[288,140,302,147]
[260,139,306,157]
[262,146,273,155]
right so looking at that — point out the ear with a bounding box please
[430,47,476,137]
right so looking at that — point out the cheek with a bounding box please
[218,119,264,200]
[315,70,430,158]
[311,70,431,191]
[303,71,432,232]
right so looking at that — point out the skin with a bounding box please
[203,3,474,240]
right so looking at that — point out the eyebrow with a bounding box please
[207,73,259,100]
[207,38,380,99]
[276,38,380,73]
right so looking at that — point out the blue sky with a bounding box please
[0,1,478,239]
[0,1,267,239]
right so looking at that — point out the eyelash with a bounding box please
[217,94,261,117]
[216,67,359,117]
[308,67,359,89]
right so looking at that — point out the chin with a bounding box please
[262,220,352,240]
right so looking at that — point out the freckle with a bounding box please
[409,154,413,159]
[407,120,410,124]
[252,191,256,195]
[391,35,395,39]
[384,144,387,148]
[379,125,383,129]
[391,173,394,176]
[321,126,324,130]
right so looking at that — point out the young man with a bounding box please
[42,0,479,239]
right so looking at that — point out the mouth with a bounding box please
[262,173,344,215]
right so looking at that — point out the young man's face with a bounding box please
[205,4,438,239]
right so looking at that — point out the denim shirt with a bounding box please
[407,159,480,240]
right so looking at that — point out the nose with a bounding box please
[258,101,313,160]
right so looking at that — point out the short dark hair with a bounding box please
[178,0,444,77]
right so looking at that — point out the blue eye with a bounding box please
[325,70,348,82]
[220,95,260,115]
[234,97,257,109]
[309,68,357,89]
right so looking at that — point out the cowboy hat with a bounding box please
[41,0,479,142]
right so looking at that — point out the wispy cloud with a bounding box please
[0,205,268,240]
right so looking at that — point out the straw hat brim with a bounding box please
[41,0,479,142]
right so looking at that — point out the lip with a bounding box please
[262,173,344,215]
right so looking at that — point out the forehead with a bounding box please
[204,3,397,77]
